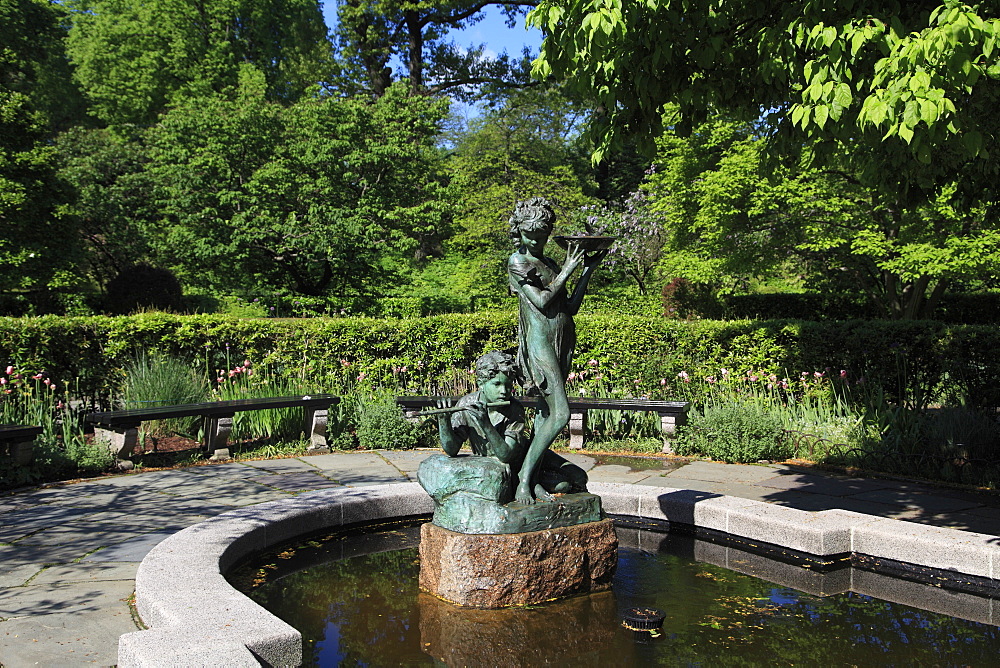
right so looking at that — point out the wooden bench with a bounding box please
[396,396,690,453]
[0,424,43,466]
[86,394,340,461]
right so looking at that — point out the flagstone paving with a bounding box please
[1,448,999,666]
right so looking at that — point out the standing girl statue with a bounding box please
[507,197,607,504]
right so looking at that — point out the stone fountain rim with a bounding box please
[117,481,1000,667]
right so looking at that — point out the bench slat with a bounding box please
[0,424,44,439]
[87,394,340,426]
[396,395,690,413]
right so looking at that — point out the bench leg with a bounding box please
[95,426,139,460]
[9,439,35,466]
[203,416,233,460]
[659,413,685,454]
[304,407,328,450]
[568,410,587,450]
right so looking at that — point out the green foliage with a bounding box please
[530,2,1000,179]
[643,113,1000,319]
[1,80,82,297]
[65,0,332,125]
[4,313,999,415]
[442,86,598,294]
[676,402,789,464]
[330,0,533,99]
[105,264,183,315]
[530,2,1000,319]
[0,365,108,488]
[212,360,318,442]
[55,127,158,289]
[143,82,453,296]
[354,390,428,451]
[120,351,209,439]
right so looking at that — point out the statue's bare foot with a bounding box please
[515,482,536,504]
[534,484,555,501]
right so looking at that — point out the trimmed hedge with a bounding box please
[0,314,997,409]
[724,293,1000,324]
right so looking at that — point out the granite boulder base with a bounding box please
[418,519,618,608]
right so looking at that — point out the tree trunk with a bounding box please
[405,10,424,94]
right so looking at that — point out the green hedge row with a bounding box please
[722,293,1000,324]
[0,314,996,408]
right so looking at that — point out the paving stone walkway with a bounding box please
[2,449,999,666]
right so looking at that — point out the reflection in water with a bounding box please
[238,524,1000,667]
[419,591,627,666]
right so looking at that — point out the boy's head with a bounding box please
[475,351,518,403]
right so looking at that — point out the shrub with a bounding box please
[0,366,109,489]
[213,360,320,442]
[105,263,184,315]
[2,313,1000,411]
[120,352,209,437]
[675,402,789,463]
[354,391,429,451]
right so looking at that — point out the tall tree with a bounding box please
[529,0,1000,318]
[66,0,333,125]
[143,76,454,296]
[441,86,596,291]
[331,0,536,99]
[1,0,84,300]
[56,127,158,289]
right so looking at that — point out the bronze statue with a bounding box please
[432,351,587,501]
[507,198,606,504]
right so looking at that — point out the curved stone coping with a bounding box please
[119,481,1000,667]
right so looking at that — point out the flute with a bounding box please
[416,400,511,416]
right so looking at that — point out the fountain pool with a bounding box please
[231,520,1000,667]
[117,483,1000,667]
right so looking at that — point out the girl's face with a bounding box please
[520,226,549,253]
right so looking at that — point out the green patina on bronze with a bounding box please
[416,198,609,534]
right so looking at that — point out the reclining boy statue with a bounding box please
[416,351,591,534]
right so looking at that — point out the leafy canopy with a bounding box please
[528,1,1000,199]
[66,0,333,125]
[144,78,454,296]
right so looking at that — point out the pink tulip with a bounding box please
[588,359,598,367]
[4,366,11,375]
